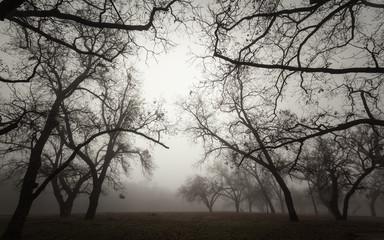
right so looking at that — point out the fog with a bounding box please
[2,177,383,217]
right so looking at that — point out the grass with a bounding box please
[0,212,383,240]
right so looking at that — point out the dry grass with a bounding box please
[0,212,383,240]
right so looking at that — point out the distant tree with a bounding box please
[297,125,384,220]
[181,70,300,221]
[210,163,247,212]
[179,174,222,212]
[363,170,384,217]
[238,168,259,213]
[239,161,276,214]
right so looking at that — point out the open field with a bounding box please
[0,212,384,240]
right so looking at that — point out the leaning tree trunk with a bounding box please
[271,171,299,221]
[1,169,37,239]
[1,110,59,239]
[341,168,375,221]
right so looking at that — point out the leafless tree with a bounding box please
[210,163,247,212]
[180,68,300,221]
[194,0,384,152]
[296,125,383,220]
[40,137,92,218]
[178,174,222,212]
[0,22,136,238]
[0,0,189,82]
[362,169,384,217]
[239,161,277,213]
[58,73,164,220]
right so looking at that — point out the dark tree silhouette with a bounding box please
[58,74,163,220]
[194,0,384,151]
[363,170,384,217]
[40,137,92,218]
[297,125,383,220]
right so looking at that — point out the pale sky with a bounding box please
[129,36,205,191]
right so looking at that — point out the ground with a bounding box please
[0,212,383,240]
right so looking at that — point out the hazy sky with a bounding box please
[128,35,205,191]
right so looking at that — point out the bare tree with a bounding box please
[0,0,188,82]
[181,69,300,221]
[59,73,164,220]
[239,161,276,213]
[211,163,246,212]
[296,125,383,220]
[0,22,132,238]
[194,0,384,152]
[178,174,222,212]
[363,170,384,217]
[40,137,92,218]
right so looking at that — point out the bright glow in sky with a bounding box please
[130,39,205,191]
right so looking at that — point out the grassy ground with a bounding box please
[0,212,383,240]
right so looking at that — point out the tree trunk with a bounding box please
[208,205,213,213]
[1,101,60,239]
[369,200,377,217]
[1,186,34,239]
[248,200,252,213]
[271,171,299,221]
[1,146,46,239]
[60,197,75,217]
[235,201,240,212]
[85,183,102,220]
[307,181,318,216]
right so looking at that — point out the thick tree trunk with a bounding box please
[1,129,53,239]
[1,185,35,239]
[60,197,75,217]
[85,184,102,220]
